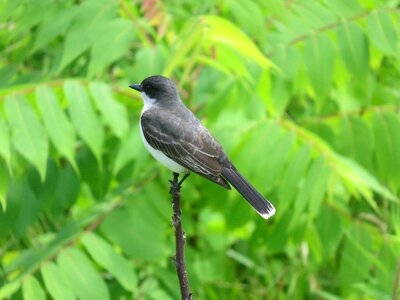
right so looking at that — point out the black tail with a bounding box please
[221,166,275,219]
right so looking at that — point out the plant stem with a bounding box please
[170,172,192,300]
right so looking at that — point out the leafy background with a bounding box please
[0,0,400,299]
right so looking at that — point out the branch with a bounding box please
[299,104,400,125]
[169,172,192,300]
[266,8,400,58]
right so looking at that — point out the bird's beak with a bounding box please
[129,84,143,92]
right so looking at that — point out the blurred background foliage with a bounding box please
[0,0,400,299]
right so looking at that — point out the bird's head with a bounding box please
[129,75,179,104]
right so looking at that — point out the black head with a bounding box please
[129,75,179,101]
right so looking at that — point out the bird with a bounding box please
[129,75,275,219]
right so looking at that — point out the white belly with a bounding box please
[139,121,187,173]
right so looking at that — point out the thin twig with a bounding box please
[266,8,400,58]
[169,172,192,300]
[299,104,400,124]
[266,12,368,57]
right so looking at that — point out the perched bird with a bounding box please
[129,75,275,219]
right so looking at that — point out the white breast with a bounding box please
[140,92,187,173]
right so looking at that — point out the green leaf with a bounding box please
[376,243,398,293]
[339,156,398,205]
[234,123,291,193]
[193,254,229,283]
[100,192,165,261]
[0,116,11,166]
[337,116,354,156]
[256,70,271,110]
[337,22,369,77]
[294,157,330,217]
[270,76,291,117]
[5,94,48,180]
[58,28,92,72]
[283,121,398,206]
[316,205,343,261]
[373,111,395,183]
[367,9,398,57]
[306,223,323,263]
[113,124,142,174]
[349,116,373,170]
[278,144,311,213]
[202,15,272,70]
[264,211,292,254]
[262,131,296,191]
[22,276,46,300]
[156,269,180,300]
[35,86,78,172]
[11,0,55,37]
[199,209,228,252]
[58,247,110,300]
[88,20,135,77]
[384,112,400,191]
[0,66,18,89]
[304,34,334,98]
[1,0,23,21]
[337,115,374,171]
[0,281,21,299]
[81,232,137,292]
[41,262,76,300]
[138,277,175,300]
[64,81,104,165]
[205,44,251,80]
[57,0,118,71]
[162,19,203,77]
[225,0,265,42]
[271,45,301,80]
[0,160,9,210]
[326,0,363,17]
[128,46,166,80]
[89,82,129,138]
[8,178,42,236]
[374,111,400,191]
[339,223,374,294]
[294,2,336,30]
[33,6,77,51]
[51,164,80,214]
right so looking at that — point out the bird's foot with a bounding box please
[169,172,180,194]
[169,184,180,194]
[169,172,190,194]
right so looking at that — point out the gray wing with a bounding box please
[141,109,230,189]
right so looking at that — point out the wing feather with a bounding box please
[141,108,229,187]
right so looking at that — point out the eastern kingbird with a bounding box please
[129,75,275,219]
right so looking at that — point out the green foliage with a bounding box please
[0,0,400,299]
